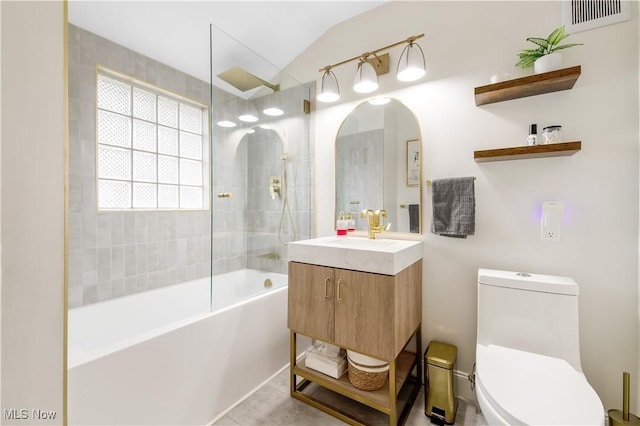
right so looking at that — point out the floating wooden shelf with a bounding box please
[474,66,581,106]
[474,141,582,162]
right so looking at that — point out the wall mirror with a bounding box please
[335,98,422,234]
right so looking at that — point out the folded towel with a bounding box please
[408,204,419,234]
[431,177,475,238]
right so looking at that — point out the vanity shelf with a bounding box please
[474,141,581,162]
[474,66,581,106]
[292,350,418,414]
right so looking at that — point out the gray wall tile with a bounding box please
[112,246,124,279]
[81,248,97,286]
[96,214,111,248]
[111,214,124,245]
[147,242,159,272]
[136,243,147,274]
[83,284,97,305]
[124,276,137,295]
[135,213,148,243]
[124,244,136,277]
[97,247,111,283]
[111,279,124,298]
[97,281,112,301]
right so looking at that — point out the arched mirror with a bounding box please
[335,98,422,234]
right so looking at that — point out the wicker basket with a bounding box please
[347,358,389,391]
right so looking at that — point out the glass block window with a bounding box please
[96,70,209,210]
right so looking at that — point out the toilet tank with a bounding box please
[477,269,582,371]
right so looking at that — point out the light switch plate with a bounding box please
[542,201,563,242]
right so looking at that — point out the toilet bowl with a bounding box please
[475,269,604,426]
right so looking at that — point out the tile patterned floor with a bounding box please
[214,368,488,426]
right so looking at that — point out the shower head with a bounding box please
[217,67,280,92]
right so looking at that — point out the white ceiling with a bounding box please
[68,1,386,97]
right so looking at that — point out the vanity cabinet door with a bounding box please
[334,269,395,361]
[287,262,335,343]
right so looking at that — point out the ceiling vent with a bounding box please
[562,0,631,33]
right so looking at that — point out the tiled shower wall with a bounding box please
[69,24,315,307]
[211,84,315,276]
[68,24,213,307]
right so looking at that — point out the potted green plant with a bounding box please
[516,26,582,74]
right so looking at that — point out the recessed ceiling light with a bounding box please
[263,107,284,117]
[238,114,258,123]
[217,120,236,128]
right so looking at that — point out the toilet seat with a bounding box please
[476,344,603,426]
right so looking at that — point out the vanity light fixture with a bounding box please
[317,33,426,103]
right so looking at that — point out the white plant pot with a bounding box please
[534,52,563,74]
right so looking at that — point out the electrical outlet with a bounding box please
[542,202,563,242]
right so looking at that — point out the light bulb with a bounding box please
[397,42,426,82]
[353,61,378,94]
[317,69,340,103]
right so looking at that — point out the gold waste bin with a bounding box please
[425,341,457,425]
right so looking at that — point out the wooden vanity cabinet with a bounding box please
[287,263,336,343]
[288,259,422,425]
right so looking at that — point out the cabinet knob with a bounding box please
[337,278,343,303]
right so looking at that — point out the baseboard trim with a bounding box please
[454,369,477,403]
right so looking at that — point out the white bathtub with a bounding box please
[68,269,289,425]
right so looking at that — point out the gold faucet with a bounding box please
[360,209,387,239]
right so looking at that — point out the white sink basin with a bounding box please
[288,236,423,275]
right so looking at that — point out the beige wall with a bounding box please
[286,1,640,412]
[1,1,65,424]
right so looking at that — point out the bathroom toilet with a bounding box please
[475,269,604,425]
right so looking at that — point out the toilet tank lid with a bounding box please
[478,269,578,295]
